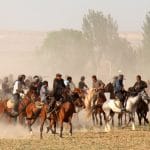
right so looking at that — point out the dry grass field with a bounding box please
[0,126,150,150]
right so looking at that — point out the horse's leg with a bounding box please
[131,113,135,130]
[137,112,142,126]
[110,111,115,127]
[118,113,120,126]
[27,119,33,134]
[99,113,103,126]
[40,117,46,139]
[95,113,98,125]
[54,120,56,134]
[68,117,72,136]
[47,119,55,134]
[19,113,24,125]
[118,113,123,126]
[143,112,149,125]
[60,120,63,138]
[92,112,95,126]
[124,112,127,125]
[104,111,112,132]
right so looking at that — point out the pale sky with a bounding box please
[0,0,149,31]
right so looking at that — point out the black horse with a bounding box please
[136,97,149,125]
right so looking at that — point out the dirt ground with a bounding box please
[0,126,150,150]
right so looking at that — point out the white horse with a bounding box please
[102,91,147,132]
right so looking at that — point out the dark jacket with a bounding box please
[53,78,66,100]
[114,79,124,93]
[133,80,147,93]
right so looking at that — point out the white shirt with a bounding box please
[13,81,22,94]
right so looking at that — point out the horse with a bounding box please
[91,90,106,126]
[0,88,38,124]
[102,90,147,132]
[136,91,150,125]
[105,82,127,126]
[26,91,85,139]
[84,88,106,126]
[18,89,39,125]
[47,91,85,138]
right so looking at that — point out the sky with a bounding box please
[0,0,149,31]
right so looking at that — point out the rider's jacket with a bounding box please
[133,80,147,93]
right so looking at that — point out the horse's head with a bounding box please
[139,91,150,104]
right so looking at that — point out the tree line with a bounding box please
[38,10,150,82]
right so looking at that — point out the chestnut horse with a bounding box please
[26,91,85,139]
[18,89,39,125]
[0,89,38,124]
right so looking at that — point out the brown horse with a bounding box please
[0,88,38,124]
[46,96,85,138]
[18,89,39,125]
[91,89,106,126]
[0,99,14,123]
[26,91,85,139]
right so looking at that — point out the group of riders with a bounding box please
[0,73,149,116]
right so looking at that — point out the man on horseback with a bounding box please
[133,75,147,93]
[31,75,43,96]
[67,76,76,93]
[114,74,126,107]
[78,76,88,92]
[53,73,66,101]
[12,75,26,115]
[92,75,105,106]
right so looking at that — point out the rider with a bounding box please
[92,75,105,106]
[31,75,43,96]
[12,75,25,115]
[114,74,125,106]
[67,76,76,93]
[133,75,147,93]
[40,81,49,104]
[53,73,66,101]
[78,76,88,91]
